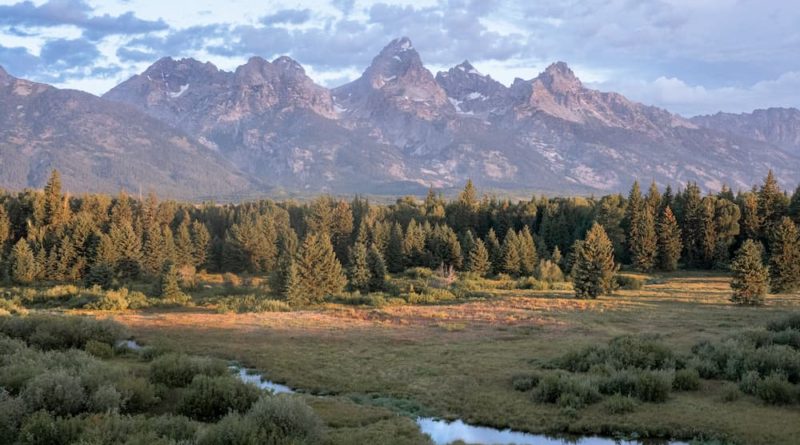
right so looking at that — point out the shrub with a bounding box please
[603,394,638,414]
[755,373,796,405]
[407,288,456,304]
[516,277,549,290]
[21,370,86,415]
[615,275,644,290]
[0,390,27,444]
[511,373,540,392]
[149,353,228,387]
[85,340,113,359]
[532,373,601,407]
[0,298,28,316]
[598,369,638,396]
[17,410,81,445]
[0,315,126,351]
[89,384,123,413]
[634,370,673,403]
[405,267,433,279]
[673,368,701,391]
[215,294,292,313]
[739,370,761,395]
[720,382,741,402]
[767,314,800,333]
[178,375,261,421]
[86,288,129,311]
[116,377,158,413]
[535,260,565,283]
[198,396,325,445]
[223,273,242,288]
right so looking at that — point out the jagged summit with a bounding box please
[536,61,582,92]
[23,36,789,197]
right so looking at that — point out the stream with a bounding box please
[120,340,688,445]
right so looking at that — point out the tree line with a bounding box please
[0,170,798,304]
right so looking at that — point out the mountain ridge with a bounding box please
[1,37,798,198]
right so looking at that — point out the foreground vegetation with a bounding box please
[0,315,430,444]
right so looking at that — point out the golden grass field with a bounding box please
[111,272,800,445]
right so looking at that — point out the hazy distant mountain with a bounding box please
[4,37,799,198]
[691,108,800,153]
[0,65,256,199]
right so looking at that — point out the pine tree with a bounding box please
[271,231,298,299]
[385,222,405,273]
[623,180,643,254]
[485,228,502,274]
[501,229,521,276]
[730,240,769,305]
[517,226,538,276]
[645,181,661,214]
[348,242,371,294]
[367,245,387,291]
[595,194,627,262]
[43,169,66,227]
[758,170,788,240]
[190,220,210,268]
[700,197,718,268]
[551,246,563,267]
[140,222,166,276]
[174,219,194,267]
[10,239,37,284]
[466,238,491,277]
[289,232,346,305]
[630,202,657,271]
[768,217,800,293]
[108,221,142,279]
[682,182,705,267]
[789,185,800,224]
[572,223,617,299]
[0,205,10,255]
[84,262,114,289]
[657,206,682,271]
[157,262,188,303]
[740,191,761,240]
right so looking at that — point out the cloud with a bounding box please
[592,71,800,116]
[0,44,40,77]
[261,9,311,25]
[0,0,168,39]
[40,38,100,68]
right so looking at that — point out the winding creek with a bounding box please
[121,340,688,445]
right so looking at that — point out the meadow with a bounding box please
[68,270,800,445]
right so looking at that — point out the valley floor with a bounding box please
[109,272,800,445]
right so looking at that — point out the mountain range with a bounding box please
[2,37,799,199]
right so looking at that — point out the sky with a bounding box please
[0,0,799,116]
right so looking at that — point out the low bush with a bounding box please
[84,340,113,359]
[116,377,158,413]
[603,394,637,414]
[532,373,601,408]
[0,315,126,351]
[598,369,638,397]
[511,373,540,392]
[755,373,796,405]
[634,370,673,403]
[404,267,433,279]
[89,384,123,413]
[535,260,565,283]
[178,375,261,421]
[767,314,800,333]
[615,275,644,290]
[720,382,741,402]
[215,294,292,313]
[673,368,701,391]
[21,370,86,416]
[516,277,549,290]
[0,390,27,444]
[149,353,228,387]
[406,288,456,304]
[198,396,325,445]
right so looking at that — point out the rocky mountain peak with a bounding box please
[537,61,582,93]
[0,65,7,78]
[272,56,306,74]
[436,60,508,116]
